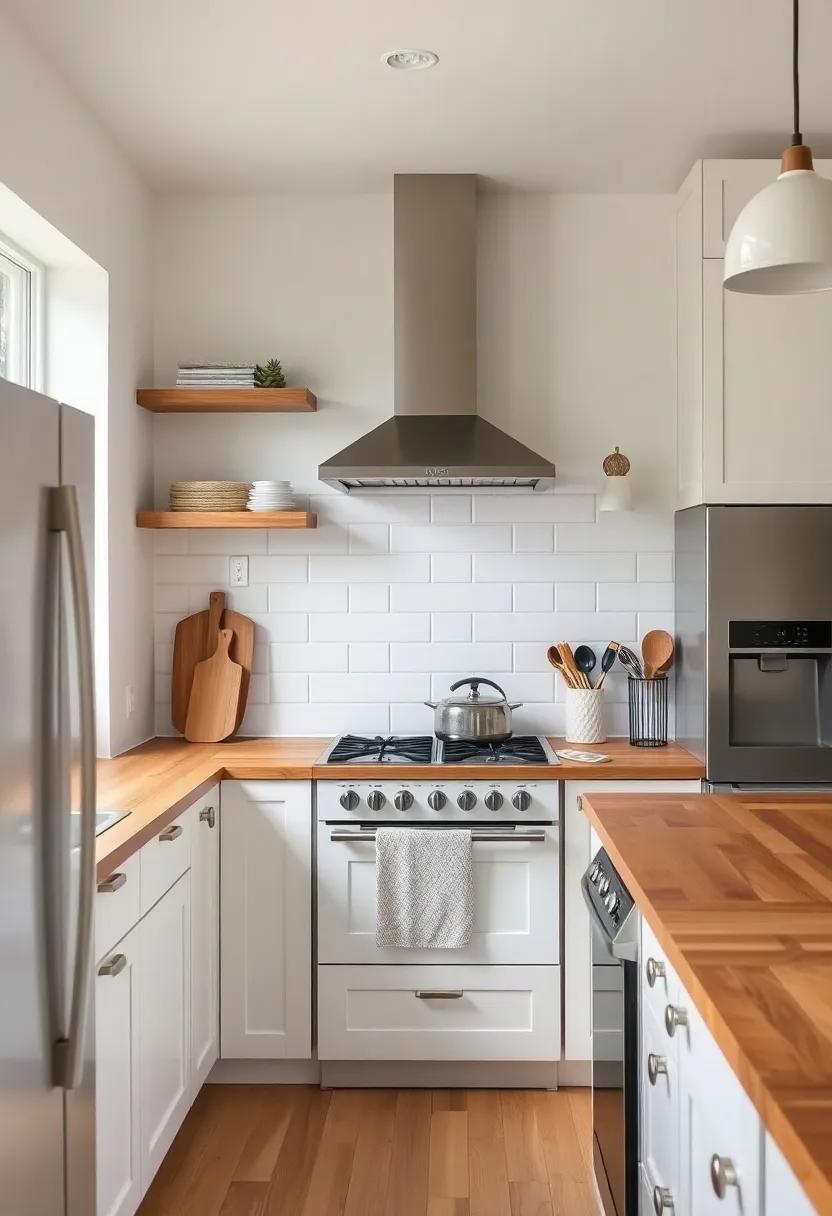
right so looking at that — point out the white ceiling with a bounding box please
[8,0,832,193]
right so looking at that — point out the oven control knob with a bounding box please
[589,862,601,883]
[484,790,504,812]
[339,789,360,811]
[394,790,414,812]
[457,790,477,812]
[512,790,532,812]
[604,890,620,915]
[428,790,447,811]
[598,874,610,896]
[366,789,386,811]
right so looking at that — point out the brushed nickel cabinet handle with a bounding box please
[159,824,183,842]
[98,953,127,978]
[415,990,463,1000]
[97,872,127,894]
[653,1185,674,1213]
[199,805,216,829]
[664,1004,688,1037]
[710,1155,738,1199]
[646,957,666,988]
[647,1053,668,1085]
[576,795,583,810]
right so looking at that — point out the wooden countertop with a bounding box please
[95,735,702,879]
[582,790,832,1215]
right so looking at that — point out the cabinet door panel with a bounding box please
[96,926,141,1216]
[640,1000,679,1207]
[220,780,311,1059]
[139,872,191,1187]
[189,790,219,1093]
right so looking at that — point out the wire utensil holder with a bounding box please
[627,675,668,747]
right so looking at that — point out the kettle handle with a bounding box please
[449,676,507,699]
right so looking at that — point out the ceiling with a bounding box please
[8,0,832,193]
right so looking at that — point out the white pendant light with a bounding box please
[724,0,832,295]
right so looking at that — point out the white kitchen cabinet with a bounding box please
[764,1132,816,1216]
[138,871,191,1187]
[677,159,832,508]
[188,790,219,1093]
[563,779,700,1063]
[95,925,141,1216]
[220,780,312,1059]
[640,998,680,1213]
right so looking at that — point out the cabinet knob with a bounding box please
[710,1155,738,1199]
[646,956,666,988]
[652,1186,674,1213]
[647,1053,668,1086]
[158,823,183,842]
[98,953,127,978]
[199,805,216,828]
[664,1004,688,1037]
[96,872,126,894]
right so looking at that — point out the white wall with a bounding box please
[0,9,154,755]
[152,190,676,737]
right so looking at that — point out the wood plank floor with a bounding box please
[137,1086,596,1216]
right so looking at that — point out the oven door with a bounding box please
[317,822,559,965]
[584,882,639,1216]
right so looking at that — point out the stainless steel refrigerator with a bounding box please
[0,378,96,1214]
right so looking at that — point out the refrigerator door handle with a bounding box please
[49,485,96,1091]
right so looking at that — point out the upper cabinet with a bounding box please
[676,159,832,508]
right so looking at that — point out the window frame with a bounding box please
[0,233,44,391]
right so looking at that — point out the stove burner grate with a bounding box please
[440,735,550,764]
[326,734,434,764]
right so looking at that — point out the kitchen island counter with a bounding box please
[582,789,832,1215]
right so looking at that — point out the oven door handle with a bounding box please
[581,876,637,962]
[329,828,547,843]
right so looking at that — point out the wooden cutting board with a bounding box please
[184,628,243,742]
[171,590,254,734]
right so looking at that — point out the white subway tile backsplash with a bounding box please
[597,583,674,612]
[269,642,348,671]
[188,529,268,555]
[432,553,471,582]
[513,584,554,612]
[268,583,348,613]
[310,673,430,703]
[252,643,269,674]
[154,613,180,643]
[186,584,268,614]
[349,584,389,611]
[310,614,430,642]
[240,702,389,736]
[155,643,173,675]
[429,672,554,701]
[390,583,512,613]
[513,525,555,553]
[556,583,596,612]
[348,524,389,554]
[636,611,675,637]
[247,673,272,704]
[267,524,348,554]
[556,513,674,553]
[267,673,310,702]
[155,555,228,584]
[153,531,189,555]
[475,494,595,524]
[637,551,674,582]
[510,703,565,734]
[310,554,430,583]
[474,611,636,643]
[349,643,390,672]
[390,702,435,733]
[309,494,429,524]
[473,552,636,583]
[391,525,512,553]
[514,643,556,673]
[154,585,190,613]
[431,496,472,524]
[391,642,512,671]
[249,555,309,583]
[248,613,308,642]
[431,613,472,642]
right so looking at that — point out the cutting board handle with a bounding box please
[207,591,225,654]
[216,628,232,656]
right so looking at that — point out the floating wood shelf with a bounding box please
[136,511,317,529]
[136,387,317,412]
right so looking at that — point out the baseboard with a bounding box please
[320,1060,559,1089]
[557,1059,591,1086]
[208,1058,322,1084]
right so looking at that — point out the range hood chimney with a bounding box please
[319,174,556,492]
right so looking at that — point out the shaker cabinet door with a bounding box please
[96,925,142,1216]
[189,789,219,1093]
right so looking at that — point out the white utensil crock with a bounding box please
[565,688,606,744]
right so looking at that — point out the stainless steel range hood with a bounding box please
[319,175,556,493]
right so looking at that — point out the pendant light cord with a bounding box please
[792,0,802,145]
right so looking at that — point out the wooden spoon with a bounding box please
[641,629,674,680]
[558,641,589,689]
[547,644,577,688]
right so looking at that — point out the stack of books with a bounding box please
[176,362,256,387]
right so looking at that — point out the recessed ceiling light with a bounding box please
[382,49,439,71]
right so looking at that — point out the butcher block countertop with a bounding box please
[95,735,702,878]
[582,789,832,1215]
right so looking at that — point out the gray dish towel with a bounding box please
[375,827,473,949]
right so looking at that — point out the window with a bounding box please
[0,235,43,389]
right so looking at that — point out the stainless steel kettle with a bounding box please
[425,677,522,744]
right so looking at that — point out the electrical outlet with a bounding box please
[229,555,249,587]
[125,685,135,718]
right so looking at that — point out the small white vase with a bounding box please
[565,688,606,744]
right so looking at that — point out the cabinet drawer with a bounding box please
[640,917,681,1027]
[95,854,140,963]
[318,964,560,1061]
[140,811,191,915]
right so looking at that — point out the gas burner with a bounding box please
[438,735,553,765]
[325,734,434,764]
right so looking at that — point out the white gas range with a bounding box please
[315,733,562,1089]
